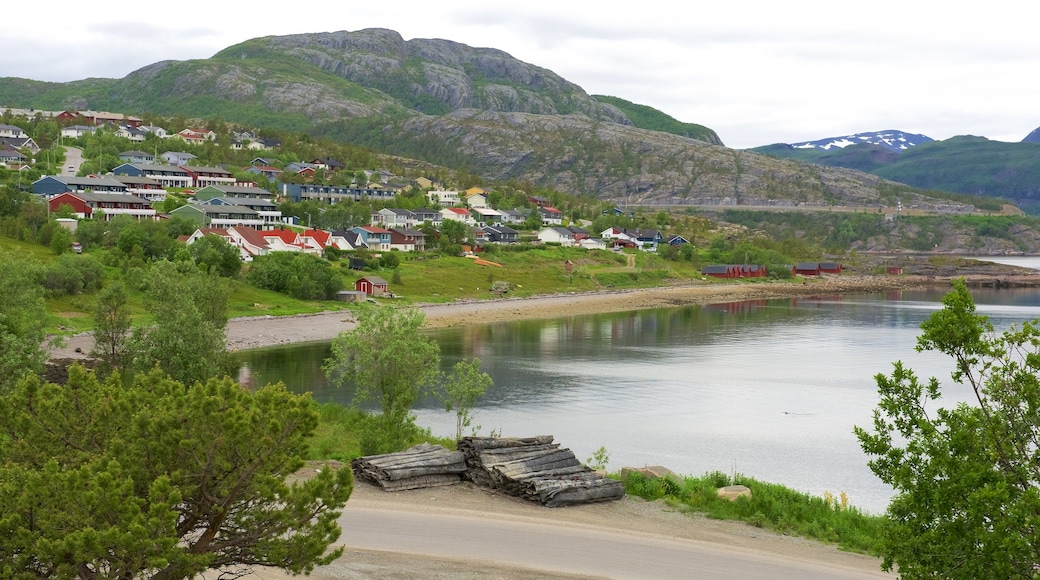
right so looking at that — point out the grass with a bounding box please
[620,470,885,555]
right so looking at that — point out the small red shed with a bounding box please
[355,276,389,296]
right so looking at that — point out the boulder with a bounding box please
[717,484,752,501]
[620,465,679,482]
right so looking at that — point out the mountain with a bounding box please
[788,130,934,152]
[1022,126,1040,143]
[0,29,990,212]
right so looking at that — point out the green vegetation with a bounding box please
[593,95,722,144]
[621,471,883,554]
[856,280,1040,577]
[0,366,353,578]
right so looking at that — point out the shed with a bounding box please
[793,262,822,276]
[336,290,366,303]
[355,276,389,296]
[701,265,738,279]
[886,266,903,275]
[819,262,843,274]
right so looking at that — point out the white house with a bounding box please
[428,190,461,207]
[440,207,476,225]
[537,226,576,246]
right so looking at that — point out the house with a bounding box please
[537,226,576,246]
[311,157,346,173]
[46,191,155,220]
[498,208,527,225]
[414,176,435,189]
[244,165,282,181]
[820,262,843,274]
[169,201,263,229]
[177,128,217,144]
[181,165,235,188]
[60,125,96,139]
[0,136,40,154]
[481,224,519,243]
[373,208,415,229]
[119,150,155,164]
[578,237,607,250]
[441,207,475,225]
[193,184,274,202]
[224,225,272,259]
[630,229,664,251]
[667,235,690,246]
[351,225,392,251]
[331,229,368,251]
[33,175,129,196]
[78,110,143,126]
[0,147,26,166]
[0,124,27,138]
[538,206,563,225]
[528,195,551,207]
[465,190,489,208]
[389,228,426,252]
[355,276,389,297]
[139,125,169,138]
[113,163,192,189]
[566,226,590,241]
[114,125,146,142]
[210,197,282,228]
[262,228,317,254]
[427,190,461,207]
[602,206,626,216]
[469,206,503,225]
[110,175,167,202]
[280,183,397,204]
[410,207,442,226]
[160,151,197,166]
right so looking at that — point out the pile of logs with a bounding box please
[351,443,468,491]
[458,435,626,507]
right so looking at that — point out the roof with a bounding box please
[229,226,270,249]
[118,163,190,174]
[181,165,233,175]
[57,191,151,205]
[358,276,388,286]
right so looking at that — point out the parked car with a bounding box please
[71,242,82,254]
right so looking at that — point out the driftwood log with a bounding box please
[352,443,467,491]
[458,436,626,507]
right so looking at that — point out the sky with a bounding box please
[5,1,1038,149]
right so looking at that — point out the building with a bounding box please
[33,175,129,196]
[355,276,389,296]
[351,226,392,251]
[537,226,576,246]
[181,165,235,188]
[46,191,156,220]
[113,163,192,189]
[428,190,461,207]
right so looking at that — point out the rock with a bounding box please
[620,465,679,482]
[717,485,752,501]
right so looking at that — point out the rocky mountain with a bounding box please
[0,29,986,212]
[787,130,933,152]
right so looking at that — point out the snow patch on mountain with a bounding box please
[791,130,933,152]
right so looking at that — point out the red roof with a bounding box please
[303,228,331,247]
[264,229,301,244]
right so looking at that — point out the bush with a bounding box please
[41,254,106,296]
[246,252,343,300]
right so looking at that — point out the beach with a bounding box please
[51,274,949,359]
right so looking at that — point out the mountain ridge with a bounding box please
[0,28,998,213]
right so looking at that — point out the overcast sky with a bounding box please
[5,1,1037,149]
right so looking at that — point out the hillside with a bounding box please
[0,28,994,212]
[752,134,1040,214]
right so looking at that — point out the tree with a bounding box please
[246,252,343,300]
[90,282,132,376]
[437,358,493,441]
[188,233,242,277]
[0,366,353,579]
[855,279,1040,579]
[128,260,230,386]
[323,305,440,424]
[0,253,49,392]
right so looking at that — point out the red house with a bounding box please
[355,276,389,296]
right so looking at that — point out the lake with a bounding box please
[237,258,1040,514]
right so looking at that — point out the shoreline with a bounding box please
[49,273,1039,360]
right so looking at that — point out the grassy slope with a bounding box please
[593,94,722,145]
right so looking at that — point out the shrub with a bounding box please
[246,252,343,300]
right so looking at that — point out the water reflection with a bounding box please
[235,285,1040,514]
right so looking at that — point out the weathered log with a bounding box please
[372,473,462,492]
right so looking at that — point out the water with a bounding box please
[237,259,1040,514]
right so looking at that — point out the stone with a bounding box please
[717,485,752,501]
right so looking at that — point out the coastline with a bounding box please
[49,273,1040,360]
[44,275,991,359]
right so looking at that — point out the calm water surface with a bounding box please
[238,258,1040,514]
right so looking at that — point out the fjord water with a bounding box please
[238,272,1040,514]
